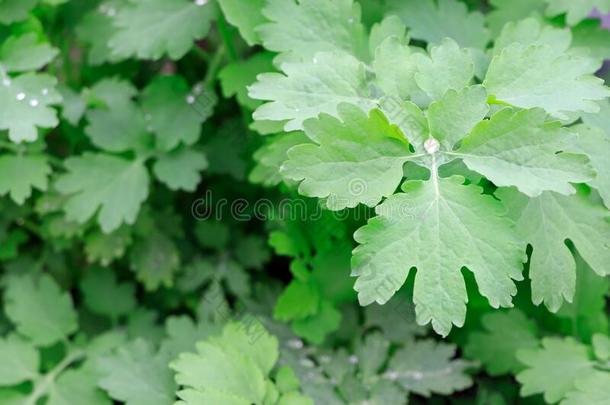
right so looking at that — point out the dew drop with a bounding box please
[195,0,208,5]
[348,355,358,364]
[424,137,440,154]
[186,95,196,104]
[16,92,26,101]
[30,99,39,107]
[144,113,152,121]
[106,7,116,17]
[193,84,203,94]
[41,88,49,96]
[287,339,304,349]
[146,125,154,132]
[2,78,10,87]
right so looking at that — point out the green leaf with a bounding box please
[352,177,524,336]
[0,334,39,385]
[572,19,610,61]
[0,33,58,72]
[0,72,62,142]
[250,51,376,131]
[484,43,610,120]
[388,340,473,396]
[455,108,594,196]
[486,0,546,36]
[84,226,133,266]
[414,38,474,101]
[517,337,596,403]
[592,334,610,361]
[80,268,136,319]
[573,124,610,208]
[129,230,180,291]
[561,371,610,405]
[465,310,539,376]
[499,188,610,311]
[492,17,571,55]
[250,132,311,187]
[108,0,216,60]
[291,301,341,344]
[171,321,279,404]
[0,0,38,24]
[372,36,420,102]
[97,339,176,405]
[153,147,208,191]
[274,280,320,321]
[4,274,78,347]
[56,153,149,233]
[281,105,414,210]
[427,85,489,150]
[219,52,275,110]
[141,76,215,151]
[257,0,367,62]
[387,0,490,49]
[217,0,266,45]
[47,368,112,405]
[84,90,149,154]
[544,0,610,25]
[76,2,124,65]
[0,154,51,204]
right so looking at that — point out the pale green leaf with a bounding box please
[250,51,376,131]
[352,177,524,336]
[218,0,266,45]
[456,108,594,196]
[561,371,610,405]
[484,43,610,119]
[573,124,610,207]
[414,38,474,101]
[545,0,610,25]
[281,105,413,210]
[0,334,39,385]
[0,73,62,143]
[499,188,610,311]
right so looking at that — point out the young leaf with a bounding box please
[217,0,266,45]
[544,0,610,26]
[561,371,610,405]
[573,124,610,207]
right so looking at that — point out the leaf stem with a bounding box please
[25,349,85,405]
[203,45,226,88]
[216,12,238,62]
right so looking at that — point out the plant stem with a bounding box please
[25,349,85,405]
[216,12,238,62]
[203,45,226,88]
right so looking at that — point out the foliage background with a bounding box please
[0,0,610,404]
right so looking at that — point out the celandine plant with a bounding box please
[0,0,609,404]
